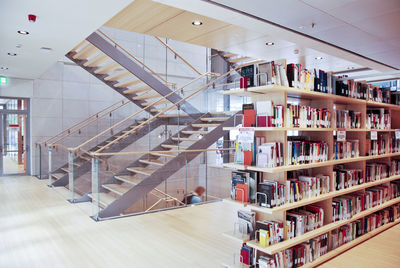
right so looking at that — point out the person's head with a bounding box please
[194,186,205,196]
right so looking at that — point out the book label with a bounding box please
[337,130,346,141]
[238,127,255,143]
[396,129,400,140]
[371,130,377,140]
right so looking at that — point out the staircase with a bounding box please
[91,112,239,219]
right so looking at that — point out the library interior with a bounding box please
[1,0,400,267]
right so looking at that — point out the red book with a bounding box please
[257,115,267,127]
[236,183,249,203]
[243,109,256,127]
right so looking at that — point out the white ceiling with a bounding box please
[154,0,399,79]
[209,0,400,70]
[0,0,132,79]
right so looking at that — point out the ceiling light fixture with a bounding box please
[315,56,323,60]
[40,47,53,52]
[192,20,203,26]
[0,67,8,70]
[298,25,305,29]
[7,53,17,56]
[266,42,274,46]
[16,44,22,48]
[17,30,29,35]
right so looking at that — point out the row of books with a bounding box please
[231,171,257,203]
[257,142,285,168]
[242,102,284,128]
[286,104,331,128]
[335,79,368,100]
[390,159,400,176]
[287,139,329,165]
[286,205,324,239]
[368,85,391,104]
[366,108,391,130]
[334,167,363,190]
[335,109,362,129]
[333,140,360,160]
[366,135,400,156]
[257,175,330,208]
[366,163,389,182]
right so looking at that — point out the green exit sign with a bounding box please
[0,77,7,85]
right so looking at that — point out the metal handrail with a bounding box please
[37,99,127,146]
[154,36,202,76]
[97,29,175,87]
[92,147,234,157]
[71,72,213,153]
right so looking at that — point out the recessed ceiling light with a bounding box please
[0,67,8,70]
[7,53,17,56]
[40,47,53,52]
[16,44,22,48]
[266,42,274,46]
[192,20,202,26]
[315,56,323,60]
[298,25,305,29]
[17,30,29,35]
[347,66,355,70]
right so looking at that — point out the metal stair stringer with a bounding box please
[51,117,167,188]
[86,32,202,118]
[97,112,240,219]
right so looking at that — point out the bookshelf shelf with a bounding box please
[225,80,400,267]
[222,231,251,243]
[302,218,400,268]
[247,174,400,214]
[245,196,400,255]
[224,152,400,173]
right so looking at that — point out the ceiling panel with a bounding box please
[353,10,400,39]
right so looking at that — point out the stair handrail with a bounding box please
[91,147,234,157]
[70,72,213,153]
[38,99,128,147]
[91,60,263,155]
[97,29,175,87]
[154,36,202,76]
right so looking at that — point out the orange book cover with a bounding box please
[244,150,253,166]
[236,183,248,202]
[243,109,256,127]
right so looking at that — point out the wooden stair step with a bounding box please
[222,52,238,58]
[102,184,131,196]
[172,137,198,142]
[123,85,151,95]
[114,78,142,88]
[200,117,230,122]
[141,99,170,107]
[83,53,109,67]
[161,144,188,150]
[159,114,190,118]
[114,175,143,185]
[228,56,251,63]
[181,130,209,135]
[71,40,87,52]
[104,70,131,81]
[192,123,220,128]
[88,192,116,208]
[52,173,66,180]
[126,167,156,176]
[73,44,98,60]
[94,62,120,75]
[150,106,178,113]
[133,93,161,101]
[61,167,70,173]
[139,159,166,167]
[149,152,177,158]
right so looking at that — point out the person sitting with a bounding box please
[182,186,205,205]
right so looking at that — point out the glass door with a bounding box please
[0,98,29,176]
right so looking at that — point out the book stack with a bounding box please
[334,140,360,159]
[257,180,286,208]
[390,181,400,199]
[366,108,391,129]
[255,219,285,247]
[286,104,331,128]
[254,101,284,127]
[333,167,363,190]
[335,109,361,129]
[331,222,360,249]
[286,205,324,239]
[287,139,329,165]
[257,142,284,168]
[230,171,257,203]
[390,159,400,176]
[368,85,391,103]
[389,137,400,153]
[335,79,367,100]
[366,163,389,182]
[240,245,254,266]
[366,133,387,156]
[257,60,289,87]
[237,210,256,237]
[258,253,285,268]
[286,175,330,203]
[365,185,391,207]
[332,196,357,222]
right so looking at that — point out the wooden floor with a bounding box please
[321,222,400,268]
[0,175,239,268]
[1,175,400,268]
[3,156,25,174]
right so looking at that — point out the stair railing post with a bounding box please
[68,150,75,202]
[92,157,99,220]
[184,152,188,206]
[177,104,181,148]
[48,146,53,186]
[39,144,42,179]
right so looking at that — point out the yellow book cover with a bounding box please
[259,229,269,247]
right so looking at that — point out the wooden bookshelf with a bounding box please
[224,83,400,267]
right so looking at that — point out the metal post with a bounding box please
[48,146,53,186]
[91,158,99,220]
[185,153,188,206]
[68,151,75,201]
[205,151,208,202]
[39,144,42,179]
[177,105,181,149]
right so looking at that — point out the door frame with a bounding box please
[0,97,30,176]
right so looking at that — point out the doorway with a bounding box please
[0,98,30,176]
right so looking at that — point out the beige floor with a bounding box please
[3,156,25,174]
[0,175,240,268]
